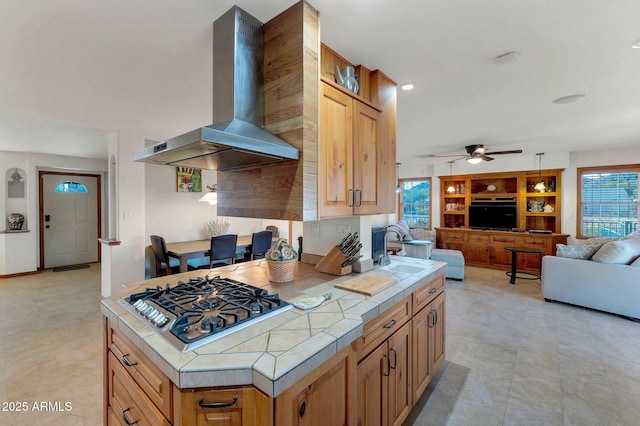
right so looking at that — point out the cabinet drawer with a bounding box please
[179,387,271,426]
[108,352,171,426]
[443,232,465,242]
[468,234,490,243]
[523,237,547,248]
[413,275,445,314]
[108,406,124,426]
[108,322,173,419]
[492,235,517,244]
[360,296,411,359]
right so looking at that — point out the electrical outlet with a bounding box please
[336,224,351,239]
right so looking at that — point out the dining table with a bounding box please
[166,235,275,272]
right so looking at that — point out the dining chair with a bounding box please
[240,230,273,262]
[150,235,180,276]
[198,234,238,269]
[266,225,279,238]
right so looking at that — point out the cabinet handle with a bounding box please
[355,189,362,207]
[299,401,306,417]
[383,354,390,377]
[199,395,238,409]
[383,319,397,329]
[428,311,436,329]
[121,408,138,425]
[390,347,397,370]
[348,189,354,207]
[429,288,438,295]
[121,353,138,367]
[433,310,438,326]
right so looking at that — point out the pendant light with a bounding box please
[446,161,456,193]
[198,184,218,205]
[395,163,402,193]
[533,153,546,192]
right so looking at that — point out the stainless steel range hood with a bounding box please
[133,6,299,171]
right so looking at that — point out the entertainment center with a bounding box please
[437,169,568,273]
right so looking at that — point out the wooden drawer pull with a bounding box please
[383,319,397,329]
[199,395,238,409]
[121,408,138,425]
[121,353,138,367]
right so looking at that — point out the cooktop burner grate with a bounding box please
[121,275,291,352]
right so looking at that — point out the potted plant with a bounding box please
[265,239,298,282]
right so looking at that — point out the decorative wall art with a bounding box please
[176,167,202,192]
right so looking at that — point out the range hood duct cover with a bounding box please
[133,6,299,171]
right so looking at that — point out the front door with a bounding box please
[41,173,99,268]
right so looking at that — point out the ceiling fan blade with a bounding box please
[479,154,494,161]
[483,149,523,155]
[417,153,467,159]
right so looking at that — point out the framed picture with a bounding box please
[176,166,202,192]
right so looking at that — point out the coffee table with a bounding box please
[504,246,543,284]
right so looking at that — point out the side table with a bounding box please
[504,247,543,284]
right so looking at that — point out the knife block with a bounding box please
[314,245,352,276]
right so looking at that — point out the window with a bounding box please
[578,165,639,237]
[55,181,88,193]
[398,178,431,228]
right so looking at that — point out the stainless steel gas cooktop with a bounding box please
[119,275,291,352]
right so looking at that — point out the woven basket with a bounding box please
[267,259,296,282]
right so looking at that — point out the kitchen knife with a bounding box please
[341,255,363,267]
[338,233,352,251]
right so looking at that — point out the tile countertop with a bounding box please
[101,256,447,398]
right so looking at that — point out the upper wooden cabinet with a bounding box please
[319,82,382,217]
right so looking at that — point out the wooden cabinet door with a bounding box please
[412,306,432,403]
[275,346,354,426]
[357,342,388,426]
[178,387,271,426]
[466,244,490,264]
[430,293,446,373]
[353,100,381,215]
[388,321,412,426]
[319,83,354,218]
[490,246,513,268]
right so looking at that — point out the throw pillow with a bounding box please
[592,237,640,264]
[556,244,599,260]
[577,237,618,250]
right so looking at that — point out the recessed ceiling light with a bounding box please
[553,94,587,104]
[632,39,640,48]
[400,83,414,91]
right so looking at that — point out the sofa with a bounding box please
[542,233,640,321]
[386,221,465,280]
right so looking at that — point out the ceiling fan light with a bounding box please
[467,156,482,164]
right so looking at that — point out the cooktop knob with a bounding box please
[154,314,166,326]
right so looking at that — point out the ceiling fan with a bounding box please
[422,144,523,164]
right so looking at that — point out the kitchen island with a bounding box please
[102,256,447,425]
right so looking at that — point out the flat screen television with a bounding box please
[469,203,517,230]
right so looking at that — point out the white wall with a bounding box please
[400,147,640,237]
[0,150,107,276]
[563,147,640,243]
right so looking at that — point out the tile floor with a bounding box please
[1,264,639,425]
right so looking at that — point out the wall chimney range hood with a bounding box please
[133,6,299,171]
